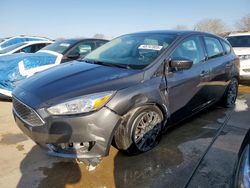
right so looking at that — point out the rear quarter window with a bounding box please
[221,40,232,54]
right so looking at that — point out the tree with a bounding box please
[194,18,228,35]
[173,25,189,30]
[235,14,250,31]
[93,33,106,39]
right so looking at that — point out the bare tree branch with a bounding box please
[194,18,228,35]
[93,33,106,39]
[235,14,250,32]
[173,25,189,30]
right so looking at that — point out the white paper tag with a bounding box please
[59,43,70,47]
[138,44,163,51]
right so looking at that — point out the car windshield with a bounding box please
[85,33,177,69]
[0,42,26,54]
[226,35,250,47]
[40,40,75,54]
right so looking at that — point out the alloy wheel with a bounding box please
[133,111,162,152]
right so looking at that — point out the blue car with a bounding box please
[0,35,51,50]
[0,40,53,56]
[0,38,108,98]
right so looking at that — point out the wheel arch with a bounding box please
[109,102,168,151]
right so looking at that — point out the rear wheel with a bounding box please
[114,105,164,155]
[221,78,238,108]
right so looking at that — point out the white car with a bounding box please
[0,40,53,56]
[226,32,250,80]
[0,35,51,50]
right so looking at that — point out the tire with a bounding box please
[114,105,164,155]
[221,77,238,108]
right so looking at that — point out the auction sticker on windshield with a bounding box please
[59,43,71,47]
[138,44,163,51]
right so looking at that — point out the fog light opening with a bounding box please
[49,141,96,155]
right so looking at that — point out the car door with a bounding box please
[166,35,211,120]
[203,36,229,100]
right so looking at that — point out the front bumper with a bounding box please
[13,105,121,158]
[239,75,250,81]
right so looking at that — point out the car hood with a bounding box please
[14,61,143,108]
[233,47,250,55]
[0,53,33,61]
[0,55,30,91]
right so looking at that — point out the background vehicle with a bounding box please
[0,38,108,98]
[226,32,250,81]
[0,40,53,56]
[0,35,51,50]
[12,30,239,160]
[39,38,108,63]
[233,129,250,188]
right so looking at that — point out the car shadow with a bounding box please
[113,105,229,188]
[16,145,82,188]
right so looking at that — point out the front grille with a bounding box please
[13,97,44,126]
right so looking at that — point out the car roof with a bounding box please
[128,30,228,42]
[22,40,53,45]
[56,38,109,43]
[130,30,209,36]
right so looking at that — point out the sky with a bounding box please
[0,0,249,39]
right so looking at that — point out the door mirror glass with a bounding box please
[170,58,193,70]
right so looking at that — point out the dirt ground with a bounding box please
[0,84,250,188]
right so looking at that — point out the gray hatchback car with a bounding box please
[12,30,239,159]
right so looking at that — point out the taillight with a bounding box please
[235,56,240,67]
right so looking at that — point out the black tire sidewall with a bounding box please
[225,78,238,107]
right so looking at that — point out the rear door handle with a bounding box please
[226,62,232,68]
[200,70,209,77]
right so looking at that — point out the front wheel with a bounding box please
[114,105,164,155]
[221,78,238,108]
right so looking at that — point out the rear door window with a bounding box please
[221,40,232,54]
[204,37,224,59]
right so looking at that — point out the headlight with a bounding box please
[239,55,250,60]
[47,91,115,115]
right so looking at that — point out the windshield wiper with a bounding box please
[81,59,131,69]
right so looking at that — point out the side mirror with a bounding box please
[67,52,80,60]
[169,58,193,70]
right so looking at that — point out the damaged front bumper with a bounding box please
[13,97,121,159]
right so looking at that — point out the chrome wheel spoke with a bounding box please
[134,111,162,151]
